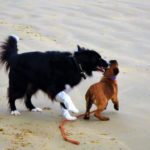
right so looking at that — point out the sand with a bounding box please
[0,0,150,149]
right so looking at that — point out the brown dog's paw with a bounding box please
[94,114,110,121]
[84,115,90,120]
[100,116,110,121]
[114,104,119,111]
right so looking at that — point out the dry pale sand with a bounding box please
[0,0,150,150]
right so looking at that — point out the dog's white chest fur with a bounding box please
[65,84,71,92]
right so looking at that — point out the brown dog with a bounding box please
[84,60,119,121]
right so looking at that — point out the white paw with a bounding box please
[31,108,43,112]
[68,107,79,114]
[61,108,77,120]
[11,110,21,116]
[66,116,77,121]
[63,111,77,120]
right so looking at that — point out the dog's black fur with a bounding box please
[0,36,108,112]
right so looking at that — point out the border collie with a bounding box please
[0,35,108,120]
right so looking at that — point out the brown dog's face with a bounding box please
[103,60,119,77]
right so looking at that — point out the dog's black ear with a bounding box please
[77,45,85,51]
[77,45,81,51]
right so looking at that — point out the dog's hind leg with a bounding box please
[24,84,42,112]
[94,99,110,121]
[8,86,25,116]
[84,97,93,120]
[9,97,20,115]
[94,109,110,121]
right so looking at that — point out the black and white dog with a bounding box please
[0,35,108,120]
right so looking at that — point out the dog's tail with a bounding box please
[0,35,19,71]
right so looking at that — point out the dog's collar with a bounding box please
[104,76,117,80]
[72,56,86,79]
[111,76,116,80]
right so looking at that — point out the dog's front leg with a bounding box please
[111,97,119,111]
[55,91,79,114]
[60,106,77,120]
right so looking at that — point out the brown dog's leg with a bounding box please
[104,101,108,110]
[94,102,110,121]
[84,98,93,120]
[111,98,119,111]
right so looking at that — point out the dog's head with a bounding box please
[103,60,119,77]
[75,45,108,76]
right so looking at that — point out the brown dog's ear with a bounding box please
[109,60,118,65]
[113,68,119,75]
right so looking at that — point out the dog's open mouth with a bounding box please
[96,66,106,72]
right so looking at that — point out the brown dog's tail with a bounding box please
[85,89,93,115]
[85,89,90,102]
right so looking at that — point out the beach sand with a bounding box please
[0,0,150,149]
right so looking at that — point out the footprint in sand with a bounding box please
[0,19,56,43]
[93,134,130,150]
[0,19,8,25]
[0,126,33,150]
[67,127,130,150]
[0,128,4,132]
[10,129,33,149]
[13,24,49,41]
